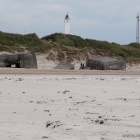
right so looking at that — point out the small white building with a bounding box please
[64,13,70,34]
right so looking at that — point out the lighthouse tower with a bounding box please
[64,13,70,34]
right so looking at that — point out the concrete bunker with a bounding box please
[0,51,37,69]
[80,56,126,70]
[54,60,74,70]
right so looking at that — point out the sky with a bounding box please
[0,0,140,44]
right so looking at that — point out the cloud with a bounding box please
[0,0,139,44]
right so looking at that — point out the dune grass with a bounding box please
[50,33,140,60]
[0,31,140,61]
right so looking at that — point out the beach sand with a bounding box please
[0,75,140,140]
[0,51,140,139]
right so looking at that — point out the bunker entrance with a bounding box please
[6,63,21,68]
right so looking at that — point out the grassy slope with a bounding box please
[0,31,51,52]
[49,33,140,60]
[0,31,140,61]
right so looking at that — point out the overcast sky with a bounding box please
[0,0,140,44]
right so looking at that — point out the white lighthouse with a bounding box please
[64,13,70,34]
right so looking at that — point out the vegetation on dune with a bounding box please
[0,31,140,62]
[45,33,140,60]
[0,31,51,52]
[86,39,140,59]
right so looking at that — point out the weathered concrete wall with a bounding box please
[54,60,74,70]
[0,51,37,69]
[85,57,126,70]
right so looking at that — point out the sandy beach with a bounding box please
[0,74,140,140]
[0,51,140,140]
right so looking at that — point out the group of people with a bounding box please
[80,63,85,69]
